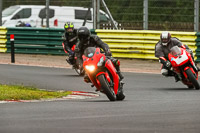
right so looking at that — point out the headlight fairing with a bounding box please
[85,65,95,72]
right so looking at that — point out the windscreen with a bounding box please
[170,46,181,57]
[3,6,20,17]
[83,47,96,58]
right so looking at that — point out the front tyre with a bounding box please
[98,75,116,101]
[185,69,200,90]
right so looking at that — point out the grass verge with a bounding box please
[0,84,72,101]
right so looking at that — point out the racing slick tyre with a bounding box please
[98,75,116,101]
[185,69,200,90]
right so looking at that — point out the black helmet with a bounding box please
[64,22,74,33]
[77,26,90,44]
[160,31,171,46]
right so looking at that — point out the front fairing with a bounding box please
[168,47,198,83]
[82,47,105,73]
[168,48,190,68]
[82,47,105,89]
[82,47,119,94]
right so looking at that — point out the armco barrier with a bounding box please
[96,30,197,60]
[195,32,200,62]
[1,27,97,55]
[6,27,65,55]
[0,27,7,53]
[0,27,198,61]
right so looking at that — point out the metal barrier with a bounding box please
[6,27,65,55]
[0,27,97,55]
[96,29,197,60]
[0,27,7,52]
[195,32,200,62]
[0,27,198,61]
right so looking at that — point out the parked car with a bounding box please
[2,5,116,29]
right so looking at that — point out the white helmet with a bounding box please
[160,31,171,46]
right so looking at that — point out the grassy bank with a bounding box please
[0,84,71,101]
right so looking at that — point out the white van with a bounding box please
[2,5,114,29]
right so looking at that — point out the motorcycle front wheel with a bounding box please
[98,74,116,101]
[185,69,200,90]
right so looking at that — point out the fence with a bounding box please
[195,32,200,62]
[0,0,199,31]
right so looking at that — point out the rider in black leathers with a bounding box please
[62,22,78,65]
[75,26,124,82]
[155,31,199,82]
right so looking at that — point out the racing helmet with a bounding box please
[64,22,74,33]
[77,26,91,45]
[160,31,171,46]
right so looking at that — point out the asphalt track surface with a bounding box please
[0,64,200,133]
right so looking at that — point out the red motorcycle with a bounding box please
[168,46,199,89]
[82,47,125,101]
[62,43,85,76]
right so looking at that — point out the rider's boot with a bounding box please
[72,65,76,69]
[114,62,124,80]
[169,70,180,82]
[117,71,124,80]
[117,81,125,94]
[84,74,91,83]
[66,58,72,65]
[197,67,200,71]
[174,74,180,82]
[190,53,200,71]
[172,72,181,82]
[195,63,200,71]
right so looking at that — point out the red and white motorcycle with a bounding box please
[82,47,125,101]
[168,46,199,89]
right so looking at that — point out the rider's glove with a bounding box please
[105,49,112,56]
[165,60,171,68]
[69,50,74,56]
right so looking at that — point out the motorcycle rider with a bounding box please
[155,31,199,82]
[62,22,78,66]
[75,26,124,83]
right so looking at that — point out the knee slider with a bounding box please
[161,69,168,76]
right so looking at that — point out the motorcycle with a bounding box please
[62,43,85,76]
[82,47,125,101]
[168,46,200,90]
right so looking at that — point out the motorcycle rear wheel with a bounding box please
[98,75,116,101]
[185,69,200,90]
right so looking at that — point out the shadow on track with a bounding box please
[81,100,127,102]
[156,87,195,91]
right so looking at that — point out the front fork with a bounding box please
[96,71,118,95]
[182,66,198,80]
